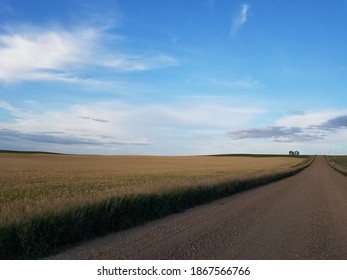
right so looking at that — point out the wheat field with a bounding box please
[0,153,307,225]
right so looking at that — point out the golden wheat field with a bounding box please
[0,153,306,225]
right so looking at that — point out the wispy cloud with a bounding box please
[210,77,261,89]
[0,24,178,83]
[229,113,347,143]
[0,128,101,145]
[0,26,83,82]
[229,126,325,142]
[231,4,250,35]
[275,111,344,128]
[78,116,109,123]
[100,54,178,72]
[0,128,149,146]
[0,99,263,154]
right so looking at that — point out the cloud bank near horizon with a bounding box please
[229,113,347,143]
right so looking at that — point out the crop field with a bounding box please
[329,156,347,167]
[0,152,312,259]
[1,153,307,224]
[326,155,347,175]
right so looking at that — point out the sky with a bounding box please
[1,0,347,155]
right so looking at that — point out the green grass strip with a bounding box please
[0,156,314,259]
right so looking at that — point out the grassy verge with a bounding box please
[325,155,347,176]
[0,156,314,259]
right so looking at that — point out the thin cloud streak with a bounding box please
[0,128,150,146]
[210,77,261,89]
[78,116,109,123]
[231,4,250,34]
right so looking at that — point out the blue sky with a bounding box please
[1,0,347,155]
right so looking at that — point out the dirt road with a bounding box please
[49,156,347,259]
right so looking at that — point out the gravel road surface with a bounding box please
[49,156,347,259]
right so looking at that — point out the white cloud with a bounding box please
[0,100,18,113]
[275,111,347,128]
[230,126,325,143]
[0,99,264,155]
[101,54,178,72]
[231,4,250,34]
[3,100,347,155]
[0,27,91,82]
[0,24,178,83]
[229,110,347,154]
[210,77,260,89]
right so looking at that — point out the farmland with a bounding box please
[0,152,313,259]
[328,155,347,167]
[326,155,347,176]
[1,153,308,224]
[49,156,347,260]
